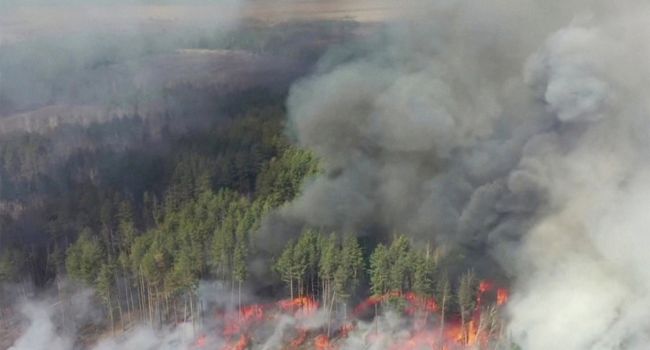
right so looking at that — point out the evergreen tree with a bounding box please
[66,229,104,285]
[333,235,363,305]
[275,240,298,299]
[388,235,412,293]
[117,199,137,249]
[413,250,436,297]
[319,233,339,308]
[369,243,390,297]
[293,229,320,297]
[96,263,116,334]
[458,269,477,345]
[436,272,452,346]
[0,249,25,283]
[233,231,248,310]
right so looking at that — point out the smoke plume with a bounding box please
[6,0,650,348]
[275,0,650,348]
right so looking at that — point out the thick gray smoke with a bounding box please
[278,0,650,349]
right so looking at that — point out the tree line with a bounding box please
[273,231,504,345]
[0,102,504,346]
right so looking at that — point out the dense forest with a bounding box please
[0,10,513,350]
[0,93,501,347]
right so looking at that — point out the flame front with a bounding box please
[196,282,507,349]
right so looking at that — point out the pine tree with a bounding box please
[388,235,411,293]
[275,240,297,299]
[369,244,390,297]
[96,263,116,334]
[436,272,451,347]
[0,249,25,283]
[117,199,137,250]
[458,269,477,345]
[413,251,436,297]
[233,235,248,311]
[319,233,339,309]
[66,228,104,285]
[334,235,363,305]
[293,229,320,297]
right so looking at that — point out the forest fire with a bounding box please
[223,335,250,350]
[278,297,320,317]
[195,281,507,349]
[314,334,332,350]
[496,289,509,306]
[353,291,438,318]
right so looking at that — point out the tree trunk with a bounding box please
[460,306,467,345]
[439,294,446,350]
[327,289,336,337]
[374,303,378,334]
[107,294,115,336]
[238,280,242,322]
[289,278,294,300]
[230,279,235,307]
[190,292,195,334]
[147,283,154,326]
[184,297,188,325]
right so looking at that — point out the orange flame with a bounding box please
[277,297,319,318]
[497,288,509,306]
[354,291,438,317]
[203,283,510,350]
[289,329,308,348]
[315,334,333,350]
[223,334,250,350]
[479,280,494,293]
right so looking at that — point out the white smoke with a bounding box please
[8,302,73,350]
[6,285,213,350]
[508,10,650,349]
[279,0,650,349]
[91,323,198,350]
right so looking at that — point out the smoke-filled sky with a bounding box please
[276,0,650,349]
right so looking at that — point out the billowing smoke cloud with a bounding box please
[280,0,561,248]
[274,0,650,348]
[508,11,650,349]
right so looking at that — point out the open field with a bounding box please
[0,0,424,45]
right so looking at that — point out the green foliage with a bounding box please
[334,234,364,301]
[65,229,104,285]
[96,263,116,305]
[0,249,25,283]
[319,233,339,284]
[0,95,500,333]
[458,269,477,316]
[369,244,390,297]
[388,235,412,293]
[256,147,319,206]
[274,239,298,297]
[412,250,436,297]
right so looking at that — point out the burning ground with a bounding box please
[7,277,509,350]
